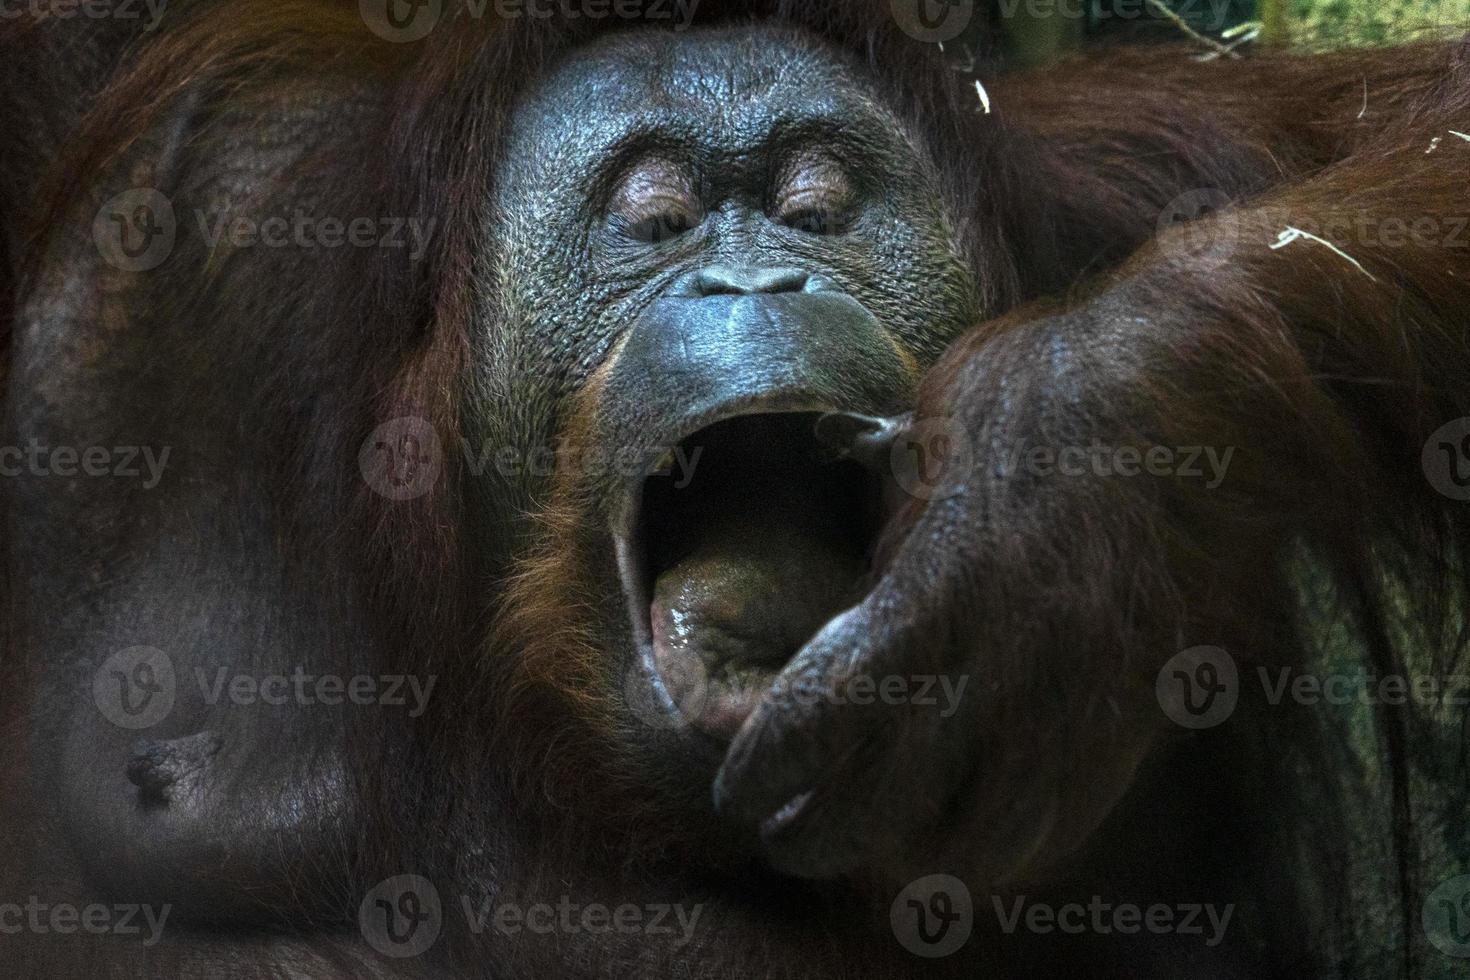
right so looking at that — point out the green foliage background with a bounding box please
[1005,0,1468,66]
[1267,0,1470,48]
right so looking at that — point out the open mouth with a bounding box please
[617,411,886,740]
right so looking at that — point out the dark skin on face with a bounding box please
[4,2,1470,977]
[480,28,974,746]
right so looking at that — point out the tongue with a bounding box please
[650,500,865,673]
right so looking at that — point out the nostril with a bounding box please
[694,265,811,297]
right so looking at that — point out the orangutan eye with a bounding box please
[774,159,854,236]
[610,160,702,244]
[781,203,845,236]
[624,203,700,244]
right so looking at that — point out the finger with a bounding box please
[715,600,973,880]
[812,410,908,470]
[713,599,912,837]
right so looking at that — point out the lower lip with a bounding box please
[644,639,779,741]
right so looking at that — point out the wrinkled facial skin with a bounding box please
[474,25,977,759]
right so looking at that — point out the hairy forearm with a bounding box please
[995,37,1470,302]
[1130,134,1470,461]
[907,116,1470,679]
